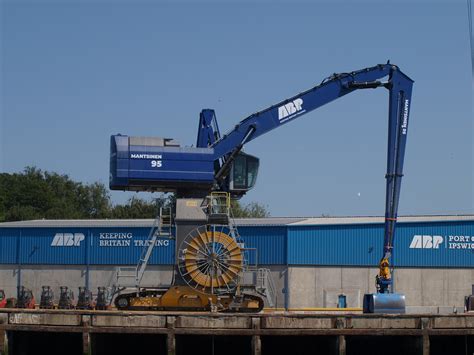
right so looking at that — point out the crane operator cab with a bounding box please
[228,152,259,197]
[109,134,259,197]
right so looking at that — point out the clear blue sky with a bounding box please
[1,0,473,217]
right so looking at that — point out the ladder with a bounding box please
[228,205,251,267]
[116,207,172,289]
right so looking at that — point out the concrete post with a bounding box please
[82,332,91,355]
[0,329,7,355]
[420,317,430,355]
[251,317,261,355]
[284,267,289,310]
[167,316,176,355]
[167,333,176,355]
[251,335,261,355]
[338,335,346,355]
[422,334,429,355]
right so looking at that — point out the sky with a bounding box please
[1,0,473,217]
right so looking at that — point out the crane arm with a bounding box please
[210,63,412,159]
[207,62,414,294]
[377,68,413,293]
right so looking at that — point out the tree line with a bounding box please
[0,167,269,222]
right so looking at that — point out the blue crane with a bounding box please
[110,62,414,313]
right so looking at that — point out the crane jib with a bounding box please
[208,63,414,298]
[211,63,413,159]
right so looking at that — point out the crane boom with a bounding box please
[209,63,412,158]
[202,64,414,301]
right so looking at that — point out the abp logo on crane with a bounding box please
[278,98,304,121]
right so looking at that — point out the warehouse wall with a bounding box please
[394,268,474,308]
[88,265,174,289]
[1,218,473,310]
[0,264,287,308]
[288,266,374,308]
[0,265,17,300]
[20,266,85,300]
[288,266,474,311]
[1,264,472,311]
[3,220,474,267]
[287,221,474,267]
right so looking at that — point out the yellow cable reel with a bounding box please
[178,225,243,294]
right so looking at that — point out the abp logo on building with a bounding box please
[409,235,443,249]
[51,233,85,247]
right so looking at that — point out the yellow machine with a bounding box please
[115,285,262,312]
[378,257,391,282]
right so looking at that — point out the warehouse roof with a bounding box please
[0,215,473,228]
[288,215,474,226]
[0,217,305,228]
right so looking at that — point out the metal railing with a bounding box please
[257,268,277,308]
[115,207,172,289]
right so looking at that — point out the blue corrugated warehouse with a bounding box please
[0,215,473,311]
[1,215,473,267]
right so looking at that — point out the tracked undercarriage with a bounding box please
[115,286,264,312]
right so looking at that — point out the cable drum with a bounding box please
[178,225,244,295]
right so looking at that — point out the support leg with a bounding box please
[252,335,261,355]
[0,329,7,355]
[422,334,429,355]
[82,332,91,355]
[167,332,176,355]
[338,335,346,355]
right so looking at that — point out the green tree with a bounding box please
[0,167,113,221]
[110,196,172,219]
[231,200,270,218]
